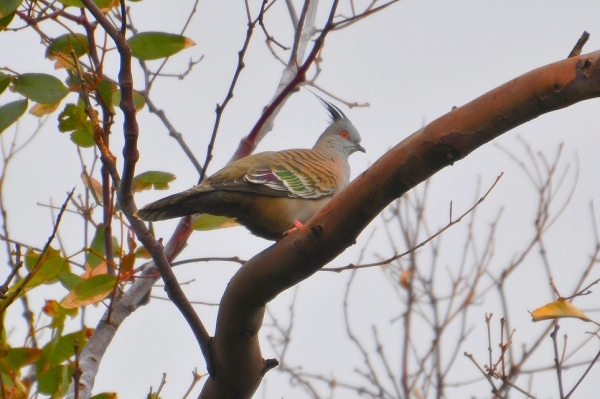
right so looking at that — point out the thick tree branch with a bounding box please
[199,50,600,398]
[69,3,211,398]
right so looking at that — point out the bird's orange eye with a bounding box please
[340,130,349,138]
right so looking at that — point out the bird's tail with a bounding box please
[134,193,199,221]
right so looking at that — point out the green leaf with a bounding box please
[0,72,10,95]
[43,329,91,365]
[0,0,21,19]
[91,0,119,10]
[46,34,89,69]
[97,80,116,108]
[88,224,107,268]
[112,89,145,111]
[91,393,118,399]
[13,73,69,104]
[128,31,196,60]
[58,103,89,132]
[70,128,95,147]
[192,214,239,231]
[0,11,15,29]
[18,248,69,292]
[56,0,119,10]
[56,0,84,6]
[61,274,116,309]
[86,224,121,269]
[0,99,27,134]
[57,271,83,291]
[57,103,95,147]
[36,364,70,398]
[5,347,42,370]
[26,255,66,287]
[132,171,176,192]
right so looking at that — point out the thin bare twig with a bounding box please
[323,173,503,272]
[200,0,263,182]
[550,324,565,398]
[0,189,74,314]
[565,347,600,398]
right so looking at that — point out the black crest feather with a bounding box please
[310,92,347,122]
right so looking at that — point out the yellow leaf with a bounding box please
[530,299,590,322]
[29,101,61,116]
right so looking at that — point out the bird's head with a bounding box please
[313,97,366,156]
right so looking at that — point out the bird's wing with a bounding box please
[207,149,341,199]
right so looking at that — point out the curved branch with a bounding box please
[200,50,600,398]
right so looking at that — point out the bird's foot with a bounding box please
[282,220,304,237]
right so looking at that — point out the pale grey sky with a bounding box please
[1,0,600,398]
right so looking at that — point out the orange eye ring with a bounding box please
[339,130,349,138]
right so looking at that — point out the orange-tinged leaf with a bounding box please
[0,382,26,399]
[399,269,413,289]
[81,261,108,279]
[192,214,239,231]
[120,252,135,275]
[43,299,60,317]
[30,101,61,116]
[42,299,78,329]
[81,172,104,205]
[530,299,591,322]
[61,274,116,309]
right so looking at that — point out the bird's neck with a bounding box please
[313,143,352,188]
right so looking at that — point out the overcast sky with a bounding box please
[1,0,600,398]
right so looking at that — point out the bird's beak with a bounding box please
[356,143,366,153]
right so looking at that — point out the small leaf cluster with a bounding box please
[0,1,196,398]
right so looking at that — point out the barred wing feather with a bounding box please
[245,149,339,199]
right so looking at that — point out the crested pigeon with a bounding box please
[135,98,365,240]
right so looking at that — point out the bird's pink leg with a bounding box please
[282,220,304,237]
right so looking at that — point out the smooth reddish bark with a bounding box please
[199,51,600,398]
